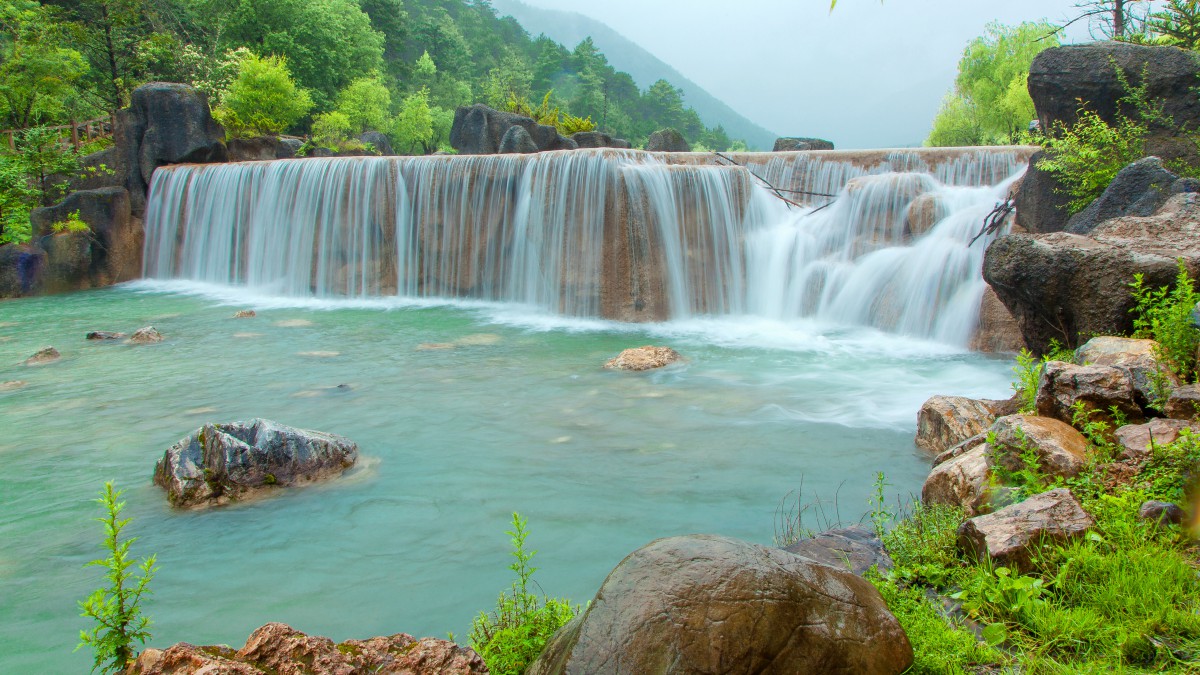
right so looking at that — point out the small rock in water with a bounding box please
[274,318,313,328]
[184,406,218,416]
[297,350,339,358]
[233,332,263,339]
[129,326,164,344]
[86,331,126,341]
[0,380,27,392]
[456,333,502,346]
[153,418,358,509]
[23,347,60,366]
[417,342,456,351]
[604,345,683,371]
[232,310,256,318]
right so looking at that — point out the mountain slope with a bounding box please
[491,0,778,150]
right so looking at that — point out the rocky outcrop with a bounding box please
[25,187,142,294]
[1013,151,1074,234]
[118,82,228,214]
[1075,336,1176,404]
[1028,42,1200,165]
[773,137,835,152]
[921,444,993,516]
[1065,158,1182,235]
[125,622,486,675]
[971,285,1026,353]
[227,136,294,162]
[957,488,1095,573]
[129,326,164,344]
[570,131,631,149]
[783,525,893,576]
[983,193,1200,352]
[915,396,999,454]
[645,128,690,153]
[989,414,1090,479]
[23,346,60,366]
[1036,361,1142,426]
[1114,418,1197,460]
[1165,383,1200,419]
[450,104,576,155]
[153,418,358,508]
[604,346,683,371]
[499,125,539,154]
[528,535,913,675]
[0,244,45,297]
[359,131,394,156]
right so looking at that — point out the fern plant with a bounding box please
[77,482,157,674]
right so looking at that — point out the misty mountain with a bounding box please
[491,0,779,150]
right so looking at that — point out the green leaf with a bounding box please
[982,622,1008,646]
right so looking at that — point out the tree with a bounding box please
[483,50,532,109]
[335,75,391,133]
[1060,1,1153,40]
[927,22,1058,146]
[214,53,313,136]
[0,1,89,129]
[0,154,37,244]
[1149,0,1200,49]
[311,110,352,148]
[16,125,80,206]
[390,88,433,154]
[57,0,150,112]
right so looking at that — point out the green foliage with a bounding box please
[1012,348,1044,414]
[1069,402,1125,459]
[1037,65,1162,214]
[214,53,313,138]
[0,1,89,128]
[927,22,1059,147]
[868,471,890,538]
[882,501,966,586]
[1149,0,1200,49]
[77,482,157,674]
[871,577,1005,674]
[310,111,361,152]
[0,153,37,244]
[1139,427,1200,502]
[52,209,89,234]
[988,427,1059,502]
[469,513,576,675]
[504,91,596,136]
[390,88,435,155]
[15,125,80,206]
[1130,259,1200,383]
[335,75,391,134]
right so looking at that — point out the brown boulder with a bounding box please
[989,414,1090,479]
[23,346,60,365]
[932,433,987,467]
[529,535,912,675]
[125,622,486,674]
[1114,418,1197,461]
[915,396,997,454]
[782,525,893,576]
[921,444,993,516]
[1165,383,1200,420]
[904,193,947,238]
[1036,361,1142,427]
[604,345,683,371]
[129,326,164,344]
[1074,336,1177,405]
[971,285,1027,353]
[957,488,1095,573]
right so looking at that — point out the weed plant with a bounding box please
[1131,259,1200,386]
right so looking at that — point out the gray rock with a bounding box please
[958,488,1095,573]
[646,128,690,152]
[1014,151,1074,234]
[773,137,835,151]
[571,131,631,149]
[355,131,391,156]
[86,331,126,340]
[1114,418,1197,461]
[129,326,164,344]
[783,525,893,576]
[1037,361,1143,427]
[1065,158,1178,235]
[450,104,575,155]
[227,136,287,162]
[278,138,303,158]
[1138,500,1186,525]
[27,187,140,294]
[498,125,539,154]
[0,244,46,298]
[153,418,359,508]
[529,535,913,675]
[1165,383,1200,419]
[23,346,60,366]
[915,395,998,455]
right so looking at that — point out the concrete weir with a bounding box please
[144,147,1034,342]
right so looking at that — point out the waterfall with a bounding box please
[143,147,1030,344]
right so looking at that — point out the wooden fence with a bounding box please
[1,114,114,152]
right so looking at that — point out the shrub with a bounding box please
[335,75,391,133]
[52,210,89,234]
[214,53,313,137]
[77,482,157,674]
[1130,259,1200,383]
[469,513,576,675]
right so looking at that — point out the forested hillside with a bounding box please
[4,0,746,151]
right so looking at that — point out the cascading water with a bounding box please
[143,147,1029,345]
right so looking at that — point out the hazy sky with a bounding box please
[517,0,1157,148]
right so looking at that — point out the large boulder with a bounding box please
[1114,418,1198,461]
[1036,361,1142,427]
[125,622,487,675]
[773,137,835,151]
[989,414,1091,479]
[227,136,291,162]
[783,525,893,576]
[921,444,993,516]
[1065,158,1181,235]
[915,395,998,454]
[498,125,539,154]
[983,193,1200,352]
[450,104,576,155]
[1028,42,1200,165]
[528,535,913,675]
[27,187,142,292]
[1075,336,1177,405]
[153,419,358,508]
[1013,151,1074,234]
[971,285,1027,353]
[117,82,227,213]
[359,130,394,156]
[957,488,1095,573]
[0,243,46,298]
[571,131,631,149]
[1165,383,1200,420]
[645,128,690,153]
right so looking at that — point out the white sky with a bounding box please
[515,0,1162,148]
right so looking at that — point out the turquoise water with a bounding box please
[0,283,1013,671]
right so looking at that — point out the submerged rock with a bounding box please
[604,346,683,371]
[23,346,60,365]
[783,525,893,576]
[129,326,164,344]
[86,331,127,340]
[232,310,256,319]
[153,418,358,508]
[528,535,912,675]
[125,622,486,675]
[957,488,1094,573]
[0,380,27,392]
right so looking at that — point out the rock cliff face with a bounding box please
[450,104,585,154]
